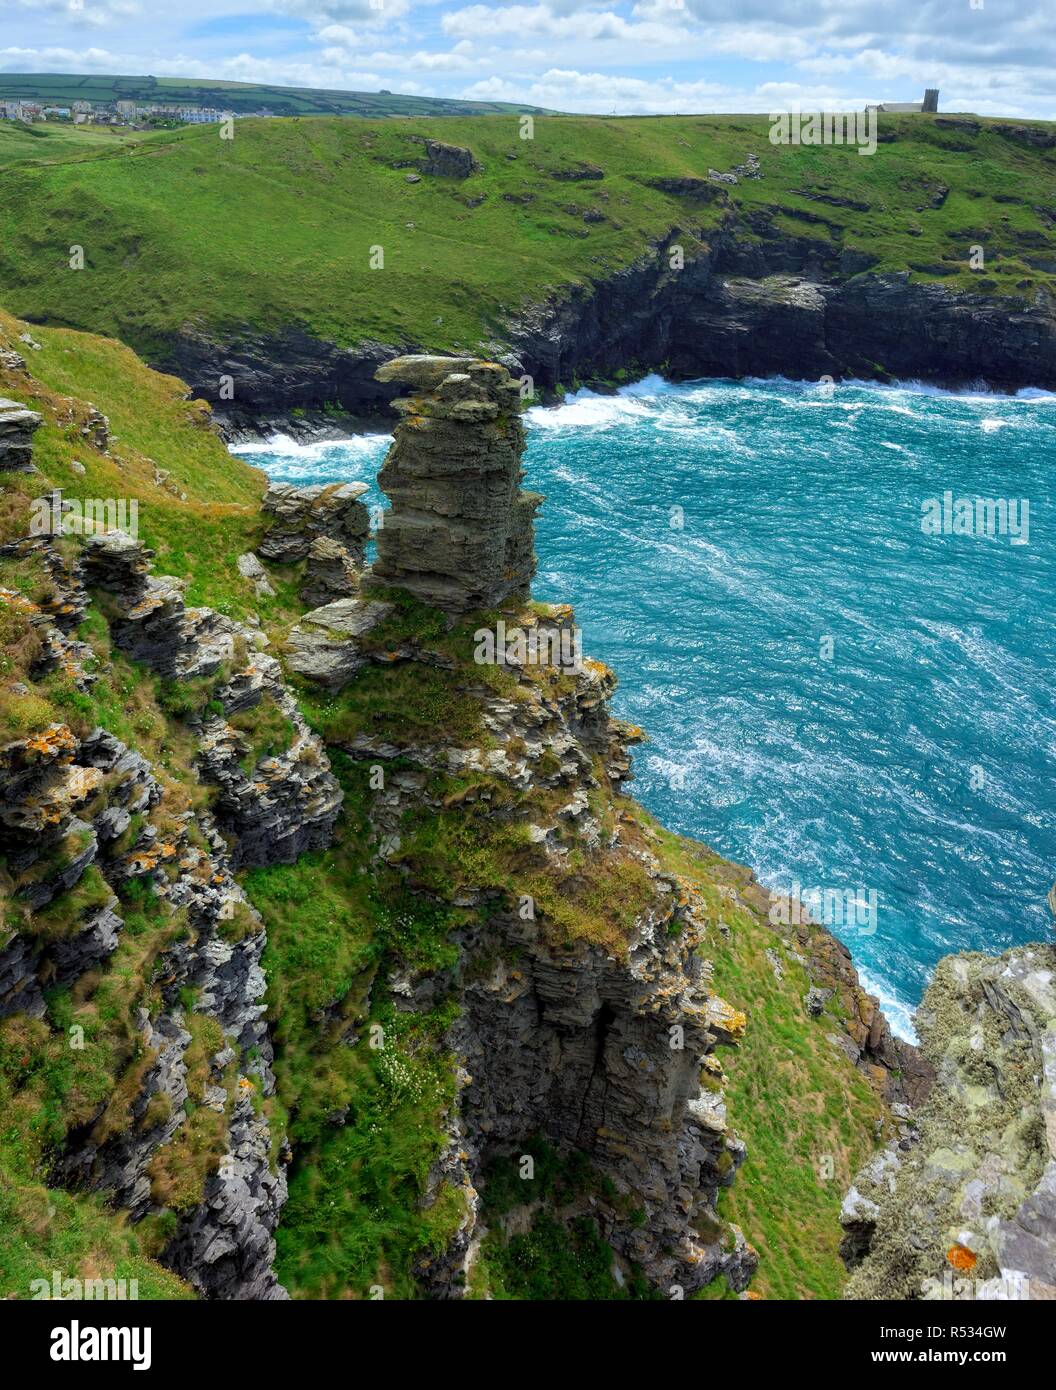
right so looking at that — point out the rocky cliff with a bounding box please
[0,471,342,1297]
[1,325,1050,1302]
[251,356,939,1297]
[164,225,1056,437]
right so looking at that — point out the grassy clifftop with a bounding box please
[0,113,1053,363]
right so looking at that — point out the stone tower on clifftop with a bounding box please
[373,355,542,613]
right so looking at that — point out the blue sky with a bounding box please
[2,0,1054,117]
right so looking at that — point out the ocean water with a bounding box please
[235,376,1056,1039]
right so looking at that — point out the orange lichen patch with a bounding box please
[0,588,39,616]
[744,1289,764,1300]
[947,1244,977,1272]
[705,995,748,1042]
[238,1076,254,1092]
[24,723,78,760]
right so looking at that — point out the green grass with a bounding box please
[651,826,888,1300]
[0,883,197,1299]
[0,113,1052,368]
[244,758,468,1297]
[0,118,151,168]
[475,1135,657,1301]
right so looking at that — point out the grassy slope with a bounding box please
[0,119,152,167]
[0,311,263,1298]
[0,307,889,1298]
[0,73,548,118]
[652,829,886,1300]
[0,114,1053,363]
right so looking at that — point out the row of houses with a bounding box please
[0,98,267,126]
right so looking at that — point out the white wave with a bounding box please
[616,373,677,397]
[739,372,1056,403]
[234,431,391,459]
[526,388,657,430]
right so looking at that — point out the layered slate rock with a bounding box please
[331,607,756,1296]
[301,535,360,609]
[80,529,342,868]
[286,595,394,690]
[82,531,241,681]
[0,397,43,471]
[257,480,370,610]
[372,355,542,613]
[196,652,344,870]
[258,481,369,565]
[842,940,1056,1300]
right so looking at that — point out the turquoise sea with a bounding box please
[235,376,1056,1038]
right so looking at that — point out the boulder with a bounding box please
[300,535,360,609]
[421,141,479,179]
[285,597,393,690]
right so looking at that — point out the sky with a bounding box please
[1,0,1054,118]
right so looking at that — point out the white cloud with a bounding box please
[442,3,685,44]
[0,0,1053,116]
[4,0,140,27]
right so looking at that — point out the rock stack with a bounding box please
[372,355,542,613]
[259,481,369,566]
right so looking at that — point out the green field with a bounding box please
[0,111,1052,364]
[0,72,549,118]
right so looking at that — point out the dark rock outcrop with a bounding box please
[82,531,242,681]
[197,653,343,870]
[300,535,360,608]
[151,221,1056,433]
[341,623,756,1296]
[161,1094,288,1300]
[371,355,541,612]
[0,397,42,471]
[421,140,480,179]
[0,710,289,1298]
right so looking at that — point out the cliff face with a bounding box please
[266,355,933,1296]
[160,224,1056,437]
[842,941,1056,1300]
[0,492,342,1298]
